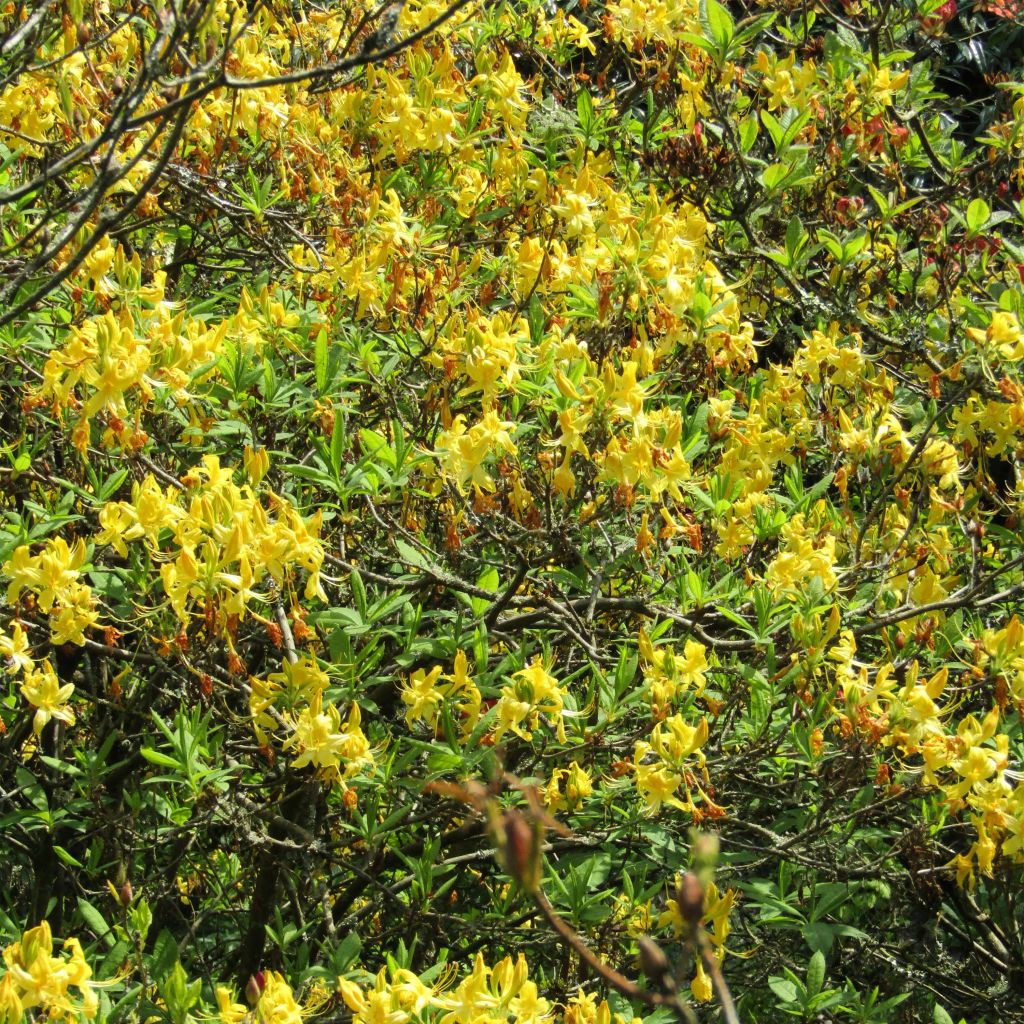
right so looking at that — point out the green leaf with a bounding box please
[739,114,759,152]
[53,845,85,869]
[768,977,799,1004]
[734,10,776,45]
[700,0,735,51]
[351,567,368,620]
[576,88,595,136]
[316,606,369,635]
[330,413,346,478]
[761,109,784,150]
[77,898,115,949]
[151,929,180,981]
[933,1005,955,1024]
[806,950,825,997]
[761,162,790,191]
[677,31,719,57]
[315,328,329,394]
[802,921,835,953]
[786,215,807,263]
[394,538,429,571]
[140,747,181,769]
[360,428,396,470]
[128,897,153,946]
[96,468,129,503]
[966,197,990,235]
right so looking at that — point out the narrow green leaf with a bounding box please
[140,748,181,769]
[315,328,329,394]
[77,898,115,949]
[806,950,825,997]
[351,567,367,620]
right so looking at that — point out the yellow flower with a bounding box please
[632,744,686,815]
[434,413,518,492]
[257,972,303,1024]
[690,959,713,1002]
[563,15,596,53]
[285,692,348,776]
[20,661,76,736]
[921,438,961,490]
[1,921,98,1021]
[216,986,247,1024]
[401,665,445,727]
[509,979,551,1024]
[494,657,567,742]
[674,639,709,694]
[545,761,593,813]
[336,978,365,1014]
[4,538,88,613]
[0,973,23,1024]
[857,64,909,108]
[49,583,100,646]
[652,714,708,767]
[0,622,33,674]
[445,649,482,737]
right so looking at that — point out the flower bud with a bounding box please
[638,937,673,986]
[19,922,52,967]
[246,973,265,1006]
[676,872,705,926]
[501,810,542,892]
[243,445,270,486]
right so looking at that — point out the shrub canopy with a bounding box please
[1,1,1024,1022]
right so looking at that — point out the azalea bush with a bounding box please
[2,0,1024,1022]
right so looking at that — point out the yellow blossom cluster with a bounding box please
[0,620,77,744]
[544,760,594,814]
[250,654,373,788]
[834,637,1024,888]
[494,657,568,743]
[754,50,820,113]
[638,627,708,711]
[2,7,1024,1023]
[3,538,99,646]
[38,247,301,455]
[0,921,98,1023]
[401,649,482,737]
[94,455,325,632]
[764,514,839,597]
[632,713,711,816]
[336,952,633,1024]
[216,970,309,1024]
[603,0,699,46]
[10,0,766,543]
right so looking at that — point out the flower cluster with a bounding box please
[401,649,482,738]
[337,953,635,1024]
[658,878,738,1001]
[95,455,325,635]
[3,539,99,646]
[0,922,98,1023]
[250,654,373,788]
[834,636,1024,887]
